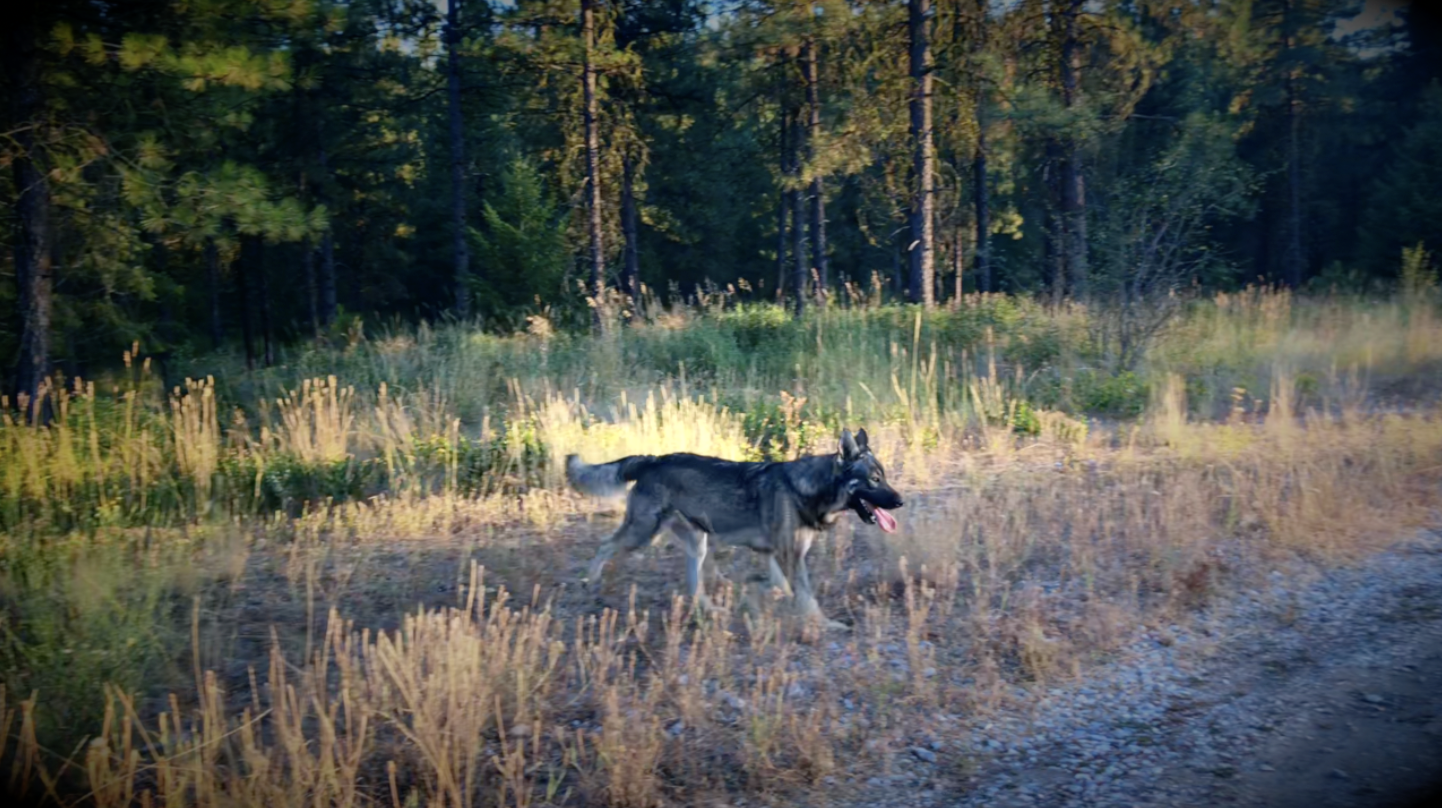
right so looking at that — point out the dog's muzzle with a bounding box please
[851,490,902,533]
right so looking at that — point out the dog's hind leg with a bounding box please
[667,516,719,614]
[585,491,665,585]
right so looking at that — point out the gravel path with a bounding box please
[850,529,1442,808]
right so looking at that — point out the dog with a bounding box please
[565,428,903,627]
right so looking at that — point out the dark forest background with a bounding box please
[4,0,1441,396]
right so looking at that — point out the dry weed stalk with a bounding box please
[169,377,220,504]
[275,376,356,464]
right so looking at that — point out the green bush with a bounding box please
[1076,370,1150,418]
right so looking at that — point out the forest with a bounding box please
[5,3,1442,808]
[4,0,1440,392]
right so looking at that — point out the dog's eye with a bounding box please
[870,474,881,485]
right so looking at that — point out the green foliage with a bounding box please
[717,304,802,355]
[220,455,384,515]
[0,536,189,753]
[1399,243,1437,301]
[471,157,571,319]
[1075,370,1151,418]
[0,0,1435,391]
[1361,85,1442,272]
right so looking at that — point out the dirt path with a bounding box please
[838,531,1442,808]
[1142,551,1442,808]
[1224,639,1442,808]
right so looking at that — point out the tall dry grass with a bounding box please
[5,398,1438,807]
[3,289,1442,806]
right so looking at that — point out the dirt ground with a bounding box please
[157,508,1442,808]
[1165,591,1442,808]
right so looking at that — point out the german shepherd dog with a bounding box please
[566,428,903,627]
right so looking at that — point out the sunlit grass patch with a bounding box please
[3,290,1442,806]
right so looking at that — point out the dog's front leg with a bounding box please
[766,555,794,598]
[791,531,846,631]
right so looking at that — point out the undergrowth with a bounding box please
[2,288,1441,807]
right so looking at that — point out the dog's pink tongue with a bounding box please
[875,507,897,534]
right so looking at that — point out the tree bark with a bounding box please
[790,108,806,317]
[582,0,606,329]
[1059,0,1087,299]
[1048,204,1066,308]
[1046,139,1066,308]
[1282,0,1304,288]
[257,241,274,368]
[446,0,472,318]
[777,106,790,298]
[953,221,965,304]
[4,8,52,412]
[973,0,992,293]
[206,238,224,349]
[319,230,337,326]
[790,103,813,318]
[238,238,256,371]
[303,237,319,338]
[803,38,828,301]
[908,0,936,307]
[888,229,899,298]
[312,103,338,328]
[621,151,640,318]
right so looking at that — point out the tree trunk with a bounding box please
[238,238,256,371]
[1061,156,1087,298]
[974,132,991,293]
[1059,0,1087,299]
[803,38,828,301]
[973,0,991,293]
[320,231,337,326]
[1048,205,1066,308]
[1284,100,1304,287]
[257,242,274,368]
[206,239,224,349]
[582,0,606,329]
[447,0,472,319]
[1282,0,1304,288]
[1046,140,1066,308]
[790,113,806,318]
[621,152,640,318]
[4,9,52,413]
[303,237,319,338]
[891,235,901,300]
[908,0,936,307]
[777,107,790,298]
[936,253,945,303]
[953,222,965,304]
[316,144,338,327]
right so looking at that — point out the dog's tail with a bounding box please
[565,454,655,498]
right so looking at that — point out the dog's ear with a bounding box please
[856,428,870,451]
[839,428,860,460]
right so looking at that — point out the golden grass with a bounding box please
[3,290,1442,806]
[3,400,1437,807]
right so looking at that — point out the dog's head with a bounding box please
[836,428,904,533]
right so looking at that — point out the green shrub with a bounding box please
[1076,370,1150,418]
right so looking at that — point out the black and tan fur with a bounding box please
[566,428,903,626]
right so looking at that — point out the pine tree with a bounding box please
[909,0,937,307]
